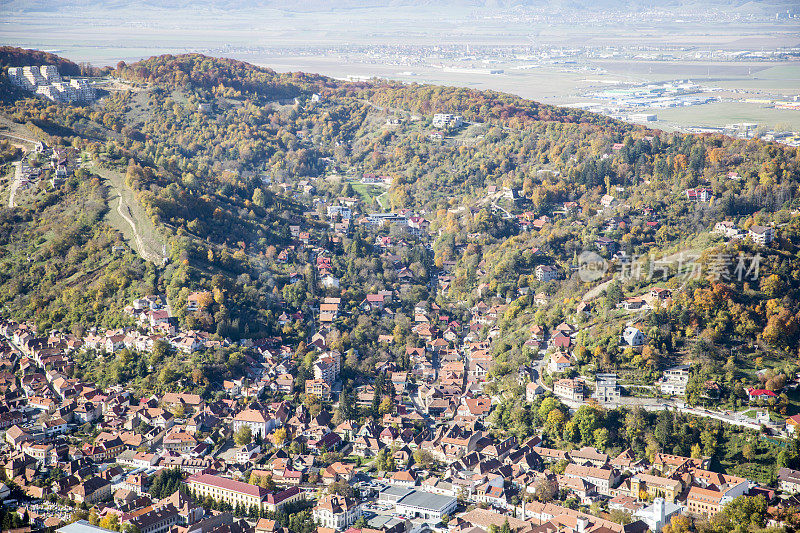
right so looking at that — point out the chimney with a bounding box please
[576,517,589,533]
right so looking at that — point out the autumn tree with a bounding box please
[234,425,252,446]
[272,427,287,447]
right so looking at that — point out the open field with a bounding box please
[350,182,387,211]
[651,102,800,131]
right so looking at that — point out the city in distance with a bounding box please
[1,2,800,533]
[2,0,800,134]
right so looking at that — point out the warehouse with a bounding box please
[394,490,457,521]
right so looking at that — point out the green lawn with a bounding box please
[350,182,389,211]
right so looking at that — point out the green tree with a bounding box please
[234,425,252,446]
[252,188,266,207]
[413,449,435,469]
[593,427,610,450]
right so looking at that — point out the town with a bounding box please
[0,159,796,533]
[0,43,799,533]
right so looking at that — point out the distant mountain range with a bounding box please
[4,0,797,12]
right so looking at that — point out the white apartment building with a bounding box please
[594,373,621,403]
[313,351,341,384]
[432,113,463,128]
[749,225,775,245]
[8,65,95,103]
[659,365,690,396]
[535,264,560,282]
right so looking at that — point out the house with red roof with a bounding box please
[746,387,776,401]
[360,294,386,312]
[458,397,492,418]
[550,331,572,350]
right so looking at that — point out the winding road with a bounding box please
[531,347,770,432]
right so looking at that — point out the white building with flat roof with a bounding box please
[659,365,690,396]
[432,113,463,128]
[394,489,457,522]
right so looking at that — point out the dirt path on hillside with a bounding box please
[89,162,168,265]
[8,160,23,208]
[0,131,36,209]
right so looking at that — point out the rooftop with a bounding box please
[187,473,267,499]
[397,489,456,511]
[57,521,116,533]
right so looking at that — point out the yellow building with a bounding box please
[629,473,682,503]
[187,473,267,510]
[186,473,304,512]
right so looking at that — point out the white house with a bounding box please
[313,495,362,531]
[548,352,572,373]
[321,275,340,289]
[713,221,740,238]
[232,409,278,439]
[621,326,645,346]
[526,382,544,402]
[236,443,261,463]
[601,194,616,208]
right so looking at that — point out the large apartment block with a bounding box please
[8,65,95,103]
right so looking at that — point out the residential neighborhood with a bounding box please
[0,38,798,533]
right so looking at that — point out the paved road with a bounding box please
[0,132,38,146]
[533,342,769,431]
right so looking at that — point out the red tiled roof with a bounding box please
[187,473,267,499]
[264,486,301,505]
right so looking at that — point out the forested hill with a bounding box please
[348,82,622,127]
[0,46,81,75]
[118,53,616,126]
[1,49,799,362]
[116,54,336,101]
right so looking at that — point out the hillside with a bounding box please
[0,46,80,75]
[1,47,800,405]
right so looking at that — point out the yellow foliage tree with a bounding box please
[272,427,287,447]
